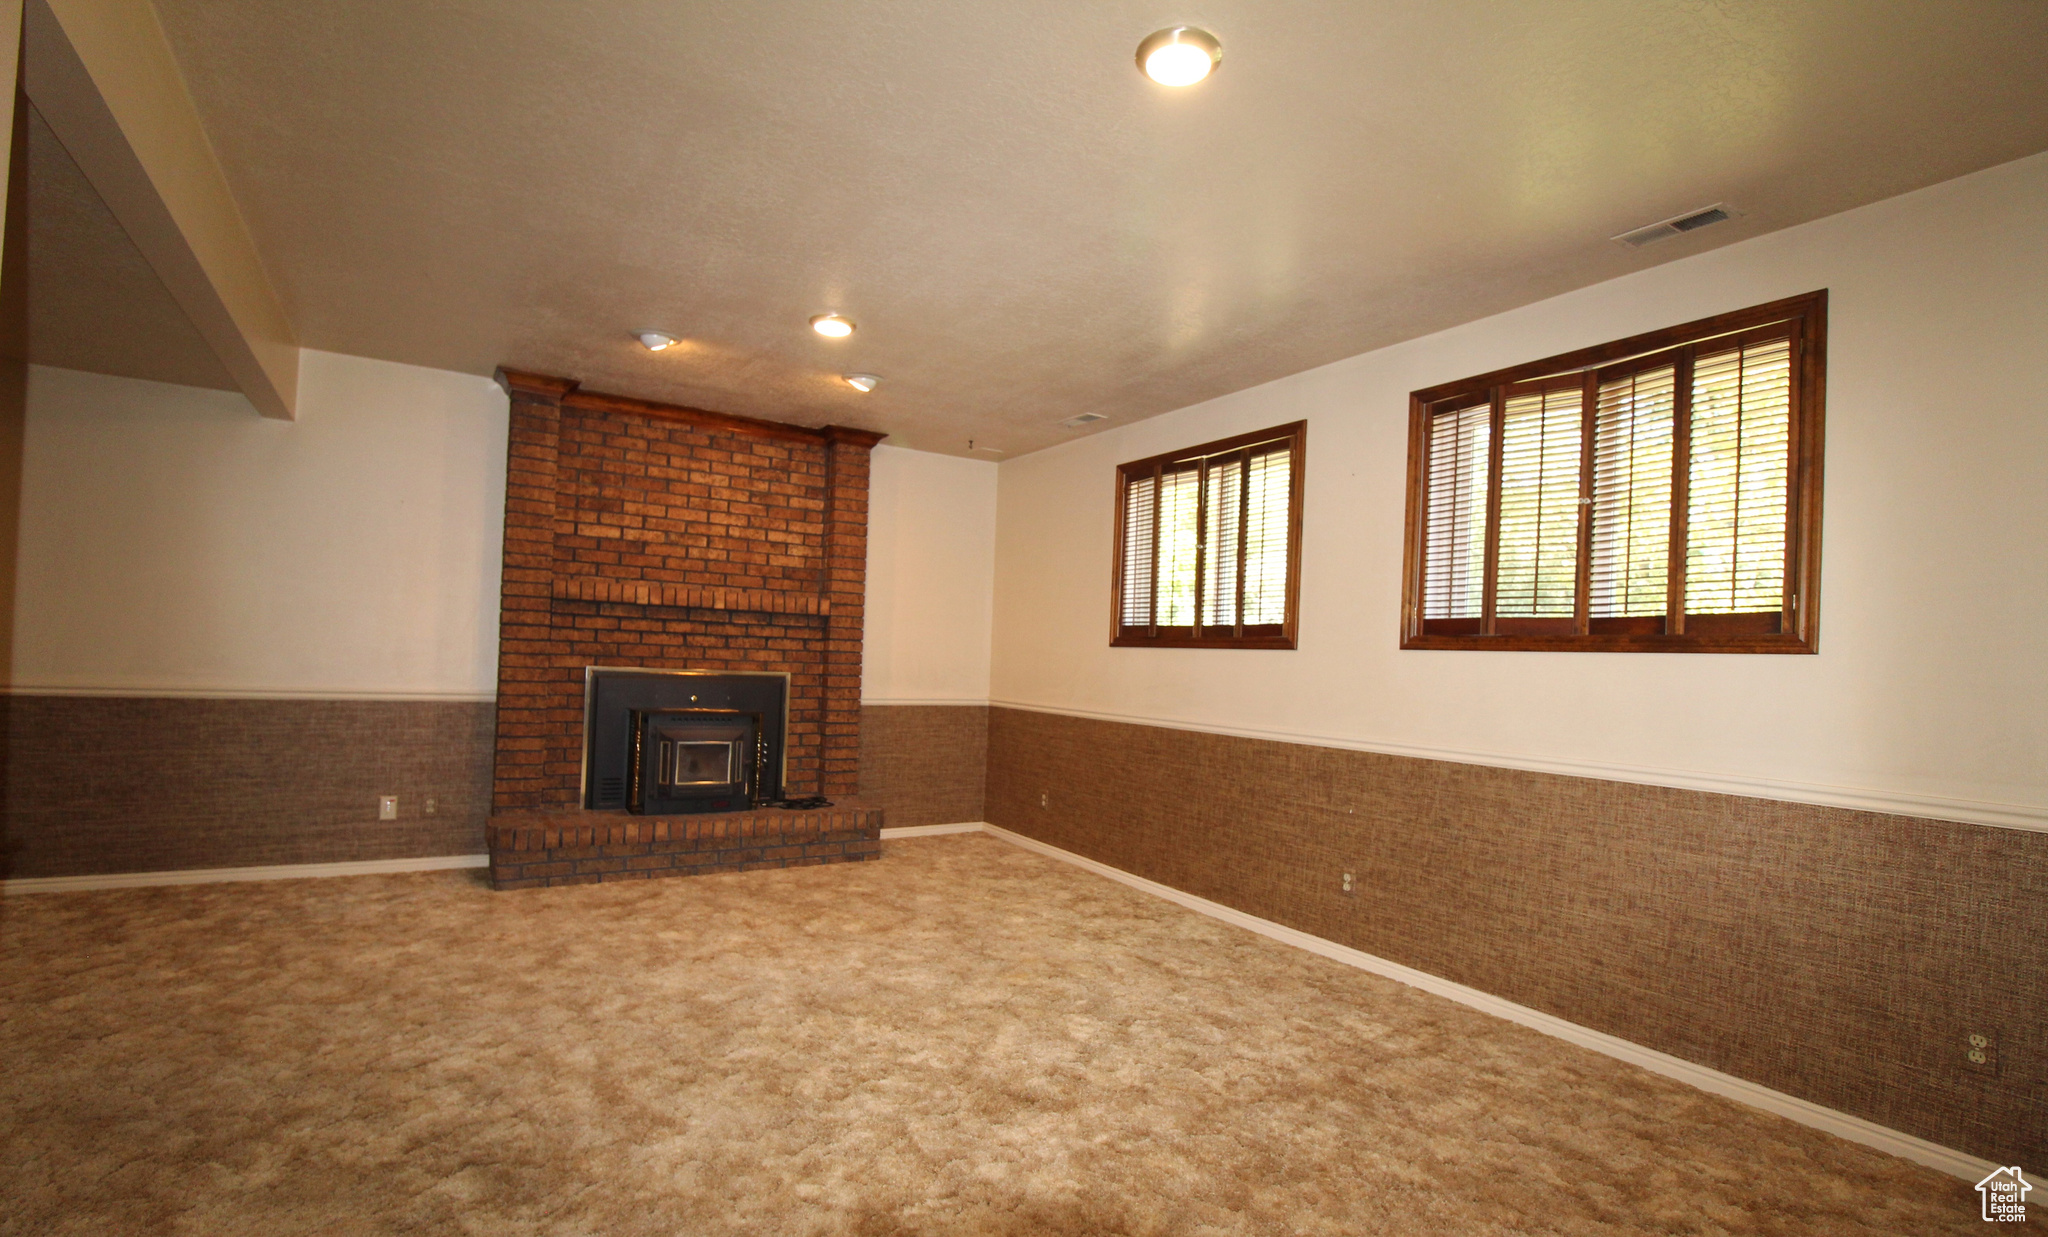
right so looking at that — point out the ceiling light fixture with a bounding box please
[810,313,856,338]
[635,330,679,351]
[843,373,879,392]
[1137,26,1221,87]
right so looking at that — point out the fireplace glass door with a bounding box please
[666,739,736,787]
[629,709,761,815]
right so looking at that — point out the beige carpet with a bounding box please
[1,834,1977,1235]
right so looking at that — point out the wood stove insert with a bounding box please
[585,668,788,813]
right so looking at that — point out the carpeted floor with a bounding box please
[1,834,1978,1235]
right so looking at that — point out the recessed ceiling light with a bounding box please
[1137,27,1221,87]
[635,330,679,351]
[843,373,879,392]
[810,313,856,338]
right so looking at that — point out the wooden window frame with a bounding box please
[1400,291,1826,654]
[1112,421,1306,649]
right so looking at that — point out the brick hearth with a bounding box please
[486,802,882,890]
[486,370,886,886]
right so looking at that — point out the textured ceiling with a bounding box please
[133,0,2048,455]
[15,104,237,390]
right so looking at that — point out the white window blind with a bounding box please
[1201,456,1243,627]
[1495,384,1584,618]
[1423,402,1491,620]
[1242,449,1291,625]
[1118,473,1157,627]
[1686,336,1792,614]
[1155,466,1200,627]
[1116,426,1300,642]
[1591,365,1675,617]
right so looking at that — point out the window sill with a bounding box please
[1113,629,1297,650]
[1399,632,1815,654]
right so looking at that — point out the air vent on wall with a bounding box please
[1061,412,1108,428]
[1612,203,1738,248]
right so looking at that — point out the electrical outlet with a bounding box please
[424,797,438,816]
[1341,872,1356,896]
[1039,791,1049,808]
[1965,1030,1998,1072]
[378,795,398,821]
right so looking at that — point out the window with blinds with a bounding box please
[1114,422,1305,648]
[1400,291,1824,653]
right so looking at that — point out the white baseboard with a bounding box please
[1,853,490,895]
[919,822,1991,1182]
[879,822,987,838]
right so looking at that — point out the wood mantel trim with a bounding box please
[495,369,579,400]
[493,368,888,449]
[822,425,888,449]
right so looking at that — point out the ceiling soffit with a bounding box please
[19,102,238,391]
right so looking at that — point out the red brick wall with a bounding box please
[490,372,882,811]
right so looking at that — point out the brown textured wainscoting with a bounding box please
[859,704,987,827]
[0,695,495,879]
[984,706,2046,1167]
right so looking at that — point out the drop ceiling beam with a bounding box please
[23,0,295,418]
[0,2,23,246]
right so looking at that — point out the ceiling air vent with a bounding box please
[1060,413,1107,429]
[1613,203,1738,248]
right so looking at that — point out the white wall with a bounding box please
[10,351,509,697]
[990,153,2048,829]
[862,444,998,704]
[10,354,1001,706]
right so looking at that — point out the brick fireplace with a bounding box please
[484,370,885,888]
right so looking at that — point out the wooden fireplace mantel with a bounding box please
[549,576,830,617]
